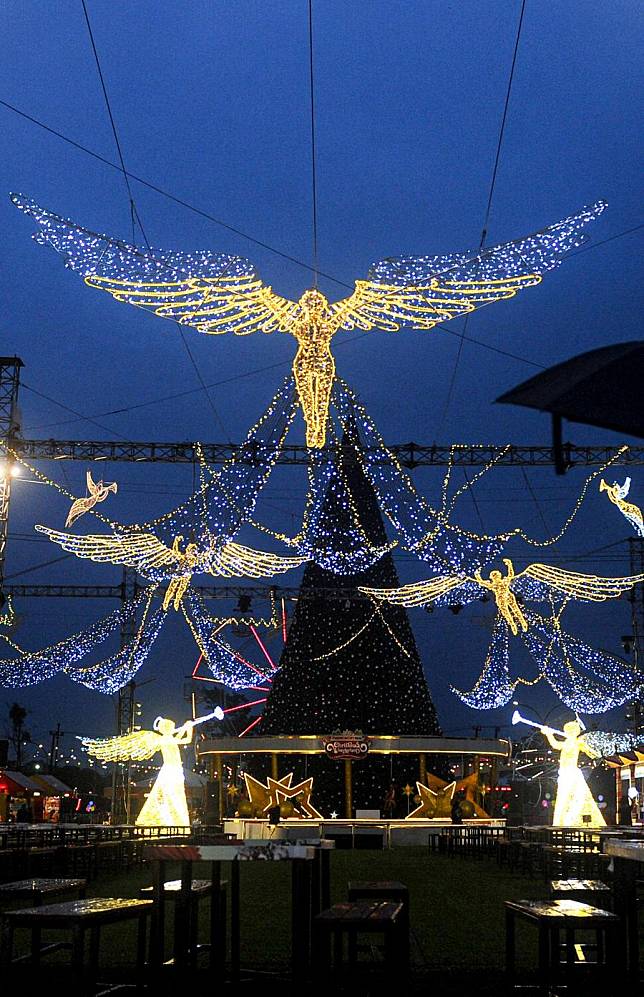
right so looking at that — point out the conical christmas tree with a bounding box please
[260,422,440,811]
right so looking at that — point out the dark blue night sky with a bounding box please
[0,2,642,755]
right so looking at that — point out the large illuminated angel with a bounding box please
[36,525,306,611]
[80,709,222,827]
[361,558,644,712]
[13,195,606,447]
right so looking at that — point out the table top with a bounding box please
[0,877,85,896]
[506,898,618,921]
[604,839,644,862]
[146,840,325,861]
[5,897,153,924]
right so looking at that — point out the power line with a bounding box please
[80,0,138,214]
[78,2,230,440]
[437,0,527,434]
[307,0,319,286]
[0,97,345,286]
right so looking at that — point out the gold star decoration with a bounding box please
[424,771,490,817]
[226,784,240,798]
[406,780,456,820]
[403,783,414,797]
[243,771,322,819]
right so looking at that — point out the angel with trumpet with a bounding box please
[79,708,223,827]
[512,710,605,827]
[13,195,605,448]
[361,558,644,712]
[36,525,306,611]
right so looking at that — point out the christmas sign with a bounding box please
[321,731,370,761]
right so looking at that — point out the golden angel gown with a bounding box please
[544,727,605,828]
[137,737,190,827]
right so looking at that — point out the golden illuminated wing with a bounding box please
[78,729,160,762]
[35,525,181,574]
[85,273,300,337]
[208,542,307,578]
[519,563,644,602]
[359,575,471,607]
[330,202,606,332]
[11,194,300,337]
[331,273,540,332]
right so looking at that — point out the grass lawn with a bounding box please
[6,847,628,994]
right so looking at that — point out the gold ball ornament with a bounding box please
[459,799,475,818]
[279,801,295,818]
[237,800,253,818]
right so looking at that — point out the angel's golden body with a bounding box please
[475,559,528,635]
[291,291,336,448]
[163,536,201,611]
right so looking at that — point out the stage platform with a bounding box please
[224,816,506,848]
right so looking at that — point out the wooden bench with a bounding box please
[313,900,405,982]
[0,897,152,977]
[140,878,227,967]
[505,898,621,994]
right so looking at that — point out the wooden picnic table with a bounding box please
[145,838,334,978]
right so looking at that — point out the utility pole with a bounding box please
[110,566,138,824]
[48,723,64,772]
[625,537,644,738]
[0,357,23,595]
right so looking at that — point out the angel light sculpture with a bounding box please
[79,708,223,827]
[512,710,605,827]
[600,477,644,537]
[361,558,644,713]
[36,525,306,611]
[12,195,605,447]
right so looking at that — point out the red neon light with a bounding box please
[223,697,267,714]
[281,597,288,643]
[191,653,204,678]
[214,639,272,681]
[238,715,262,738]
[249,625,276,670]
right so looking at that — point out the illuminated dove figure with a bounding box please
[600,477,644,537]
[36,526,306,611]
[13,195,606,447]
[65,470,118,527]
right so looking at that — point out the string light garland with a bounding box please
[181,591,277,689]
[66,591,165,694]
[13,193,606,448]
[600,476,644,537]
[0,591,149,688]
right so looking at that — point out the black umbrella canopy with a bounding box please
[496,341,644,439]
